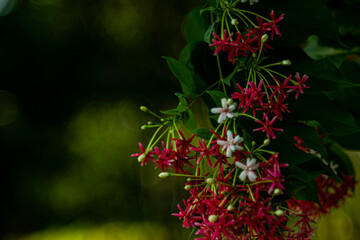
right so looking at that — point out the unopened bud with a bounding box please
[227,98,234,105]
[140,106,148,112]
[282,60,291,66]
[159,172,170,178]
[264,139,270,146]
[147,121,153,125]
[141,125,147,130]
[184,185,191,191]
[275,209,284,216]
[231,18,239,26]
[252,53,257,58]
[227,205,235,211]
[206,178,215,185]
[273,188,281,195]
[208,214,219,223]
[261,34,268,43]
[221,191,227,195]
[160,118,165,122]
[138,154,146,163]
[252,141,256,147]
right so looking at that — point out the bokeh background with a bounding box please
[0,0,359,239]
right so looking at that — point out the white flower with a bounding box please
[211,98,238,123]
[217,130,243,157]
[235,158,259,182]
[241,0,259,5]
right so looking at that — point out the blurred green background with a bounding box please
[0,0,359,239]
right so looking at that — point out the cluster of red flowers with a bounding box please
[231,73,309,139]
[132,127,322,239]
[132,3,358,240]
[210,11,284,64]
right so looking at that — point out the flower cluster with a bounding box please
[210,11,284,64]
[133,127,321,239]
[131,1,358,239]
[229,73,309,139]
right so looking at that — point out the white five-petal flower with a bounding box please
[235,158,259,182]
[211,98,238,124]
[217,130,244,157]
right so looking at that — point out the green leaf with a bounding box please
[185,7,210,43]
[163,56,196,95]
[282,47,358,92]
[160,108,178,115]
[177,97,188,113]
[328,142,356,177]
[206,90,228,106]
[209,0,219,7]
[276,134,318,165]
[278,122,328,160]
[183,110,197,133]
[224,65,239,86]
[288,93,360,136]
[195,128,213,140]
[283,165,320,204]
[204,23,215,44]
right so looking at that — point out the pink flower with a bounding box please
[235,158,259,182]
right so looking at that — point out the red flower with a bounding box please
[254,113,283,139]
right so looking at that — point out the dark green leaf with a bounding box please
[185,7,210,43]
[288,93,360,136]
[177,97,188,113]
[204,23,215,44]
[183,110,197,133]
[278,122,328,160]
[285,47,358,92]
[328,142,356,177]
[195,128,213,140]
[160,108,178,115]
[209,0,219,7]
[206,90,228,106]
[276,134,318,165]
[283,165,320,203]
[224,65,238,86]
[163,56,196,95]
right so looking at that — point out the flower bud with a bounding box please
[227,205,235,211]
[141,125,147,130]
[227,98,234,105]
[140,106,148,112]
[263,139,270,146]
[282,60,291,66]
[158,172,170,178]
[231,18,239,26]
[275,209,284,216]
[273,188,282,195]
[208,215,219,223]
[206,178,215,185]
[138,154,146,163]
[252,141,256,147]
[261,34,268,43]
[184,185,191,191]
[147,121,153,125]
